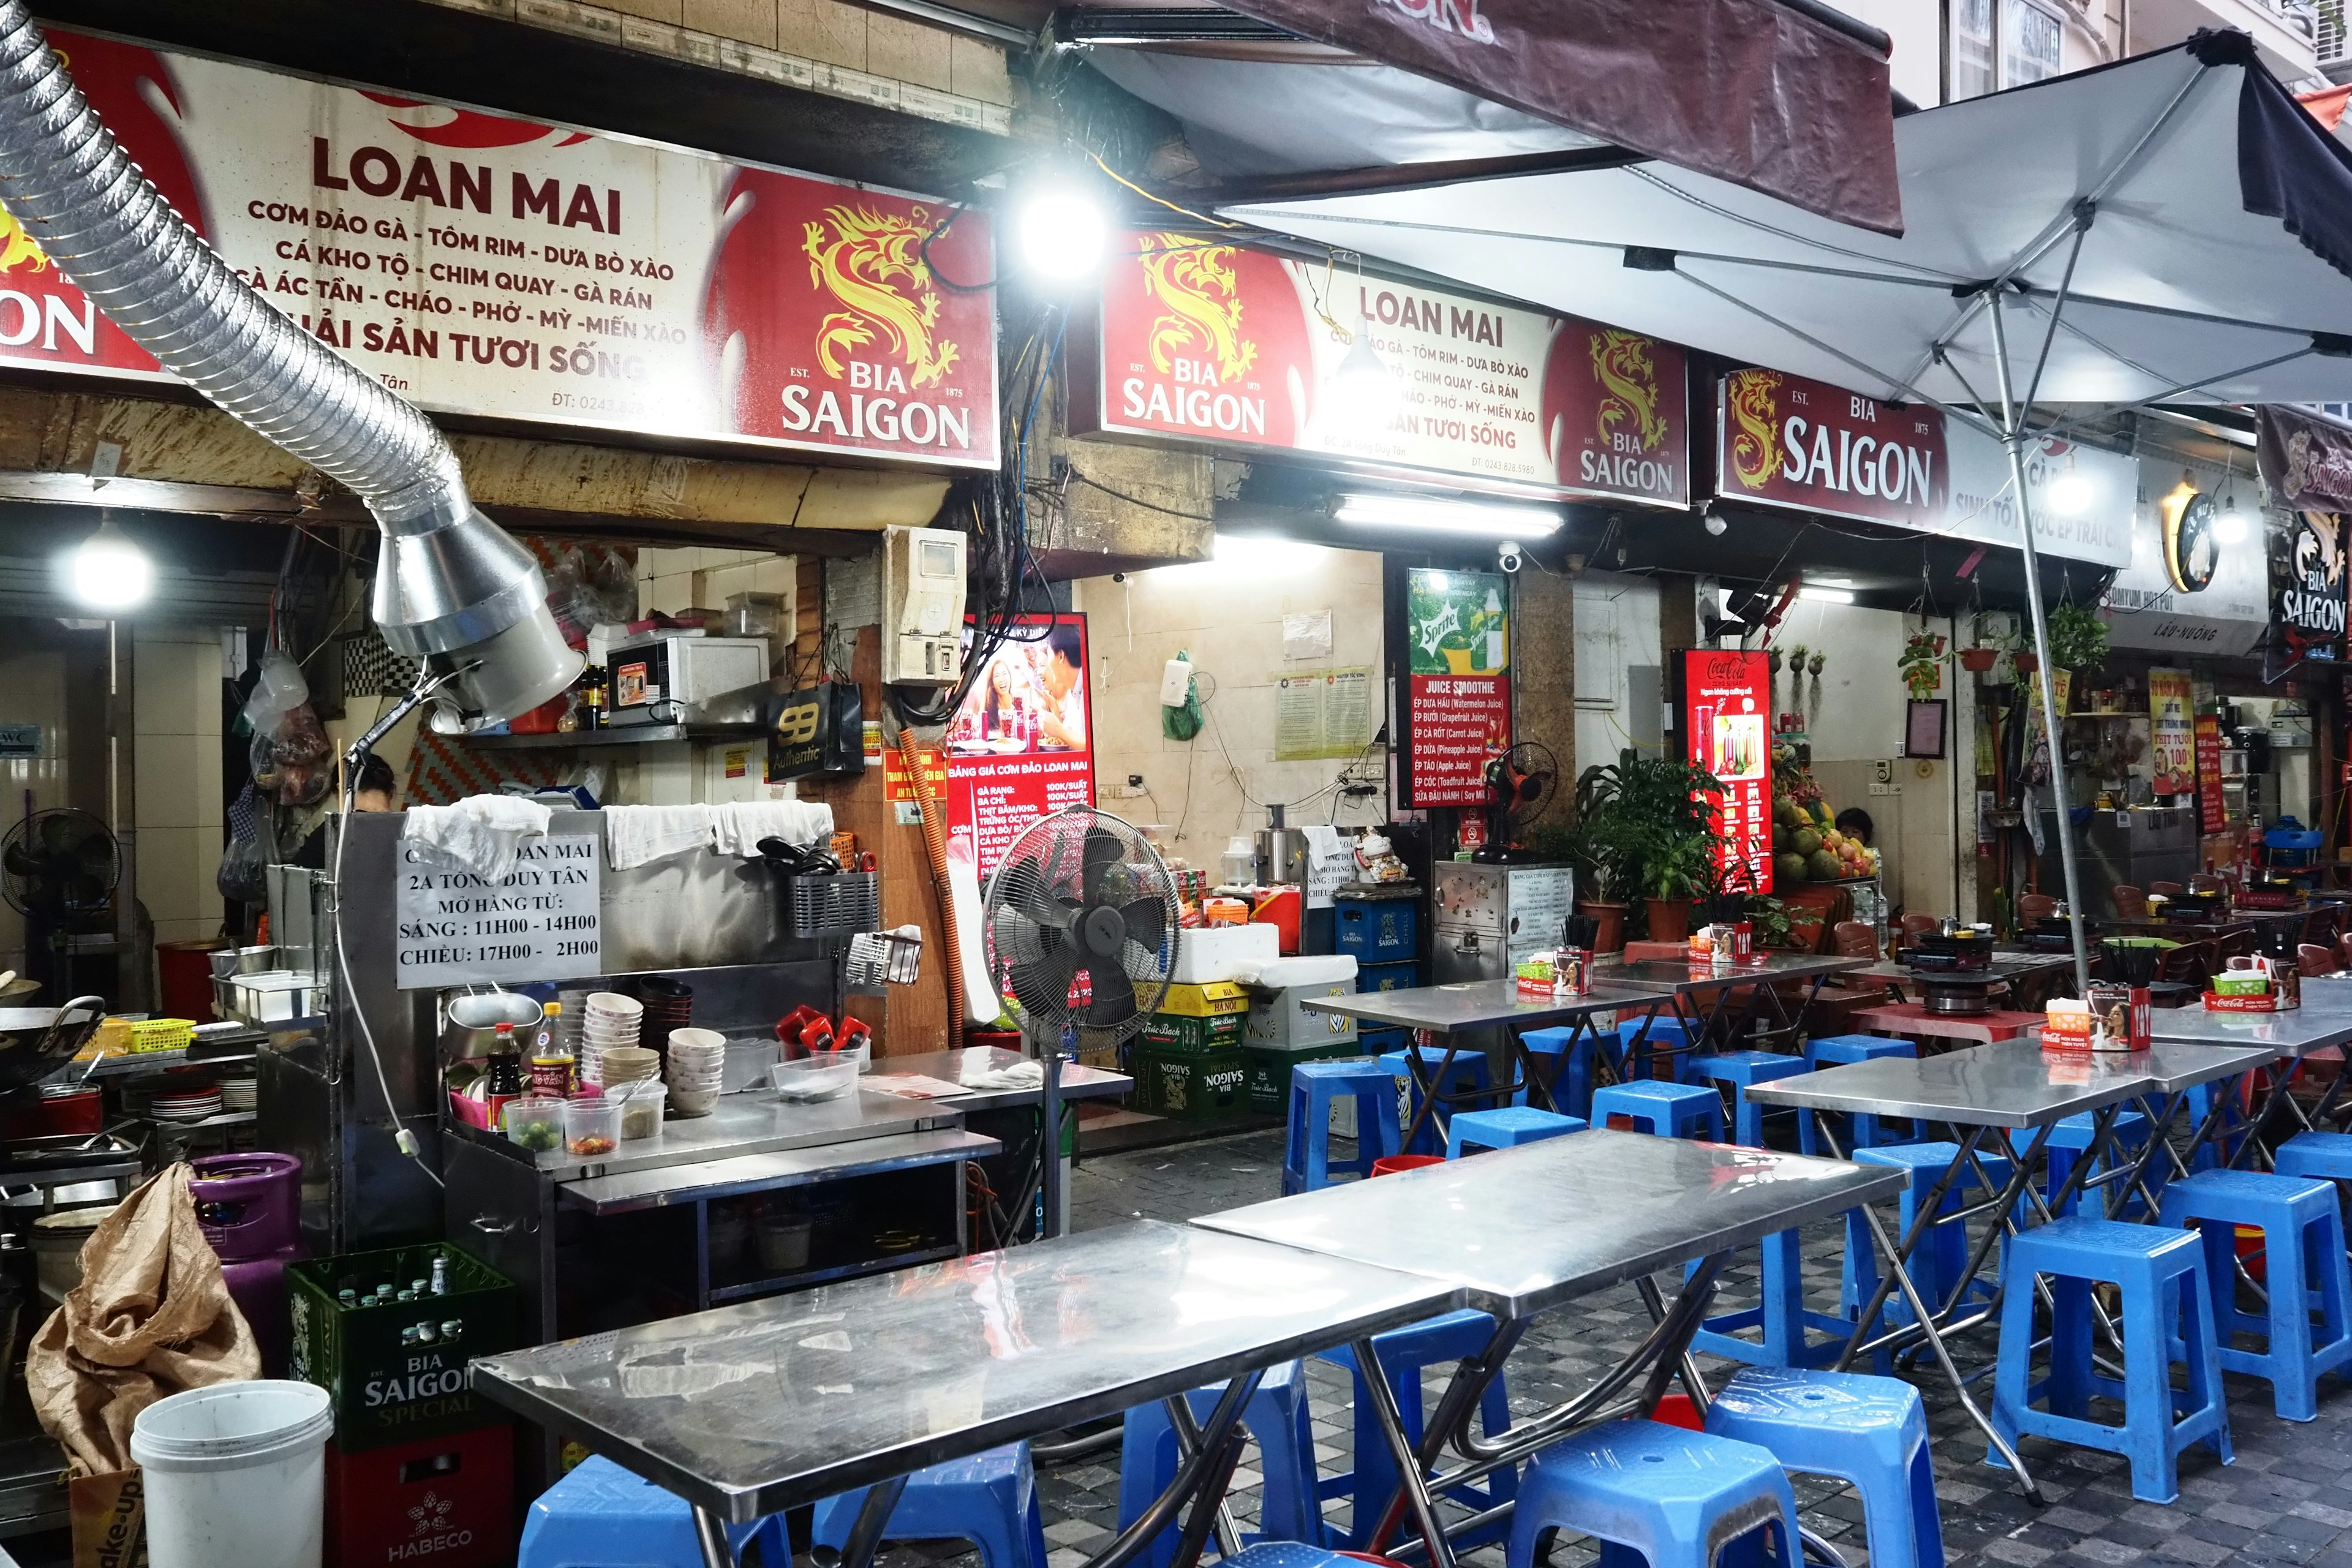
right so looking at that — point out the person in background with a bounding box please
[352,752,399,813]
[1834,806,1874,847]
[1033,625,1087,751]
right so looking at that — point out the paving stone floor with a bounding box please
[1009,1126,2352,1568]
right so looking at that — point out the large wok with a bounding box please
[0,997,107,1098]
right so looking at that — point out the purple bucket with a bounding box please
[191,1153,302,1263]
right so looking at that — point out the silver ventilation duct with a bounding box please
[0,3,580,730]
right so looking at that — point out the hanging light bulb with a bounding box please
[1014,182,1108,285]
[1321,328,1398,427]
[2214,489,2248,545]
[69,516,151,611]
[2045,470,2094,516]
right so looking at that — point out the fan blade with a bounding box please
[1084,966,1139,1029]
[995,859,1076,933]
[1080,827,1123,904]
[1007,945,1082,1020]
[1119,895,1167,960]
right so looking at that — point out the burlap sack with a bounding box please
[27,1163,260,1476]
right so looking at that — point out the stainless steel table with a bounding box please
[873,1048,1131,1113]
[2148,1001,2352,1167]
[1195,1130,1902,1566]
[472,1219,1460,1568]
[1589,952,1871,1067]
[2103,1042,2283,1216]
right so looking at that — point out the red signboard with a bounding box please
[1681,649,1773,893]
[946,616,1096,878]
[1716,368,1947,528]
[1403,568,1512,807]
[2195,714,2226,833]
[0,31,998,467]
[1078,232,1688,505]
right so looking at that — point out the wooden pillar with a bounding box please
[1513,568,1577,787]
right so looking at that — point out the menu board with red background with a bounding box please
[1402,568,1512,807]
[1717,368,1948,527]
[1075,232,1689,506]
[2194,714,2226,833]
[1681,650,1773,893]
[0,31,998,466]
[943,615,1096,877]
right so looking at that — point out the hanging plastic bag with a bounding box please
[237,649,307,736]
[1161,650,1203,742]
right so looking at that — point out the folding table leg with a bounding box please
[1085,1371,1264,1568]
[1353,1336,1461,1568]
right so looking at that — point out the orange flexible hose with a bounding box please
[900,727,963,1044]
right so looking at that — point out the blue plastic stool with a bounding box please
[2274,1128,2352,1185]
[1447,1106,1585,1156]
[1378,1049,1497,1156]
[521,1455,792,1568]
[1990,1218,2232,1504]
[2159,1168,2352,1422]
[1618,1016,1695,1080]
[2182,1082,2255,1172]
[1692,1051,1811,1147]
[813,1444,1044,1568]
[1283,1061,1401,1194]
[1314,1310,1515,1550]
[1506,1419,1799,1568]
[1590,1080,1724,1141]
[1117,1361,1323,1567]
[1705,1368,1944,1568]
[1840,1144,2013,1368]
[2044,1110,2152,1217]
[1518,1027,1621,1118]
[1801,1037,1917,1153]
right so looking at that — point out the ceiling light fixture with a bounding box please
[1014,181,1108,284]
[2045,470,2094,516]
[1333,492,1564,537]
[69,516,151,611]
[1796,584,1855,603]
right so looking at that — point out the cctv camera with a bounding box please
[1496,540,1523,575]
[1703,505,1728,537]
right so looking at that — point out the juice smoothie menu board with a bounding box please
[1403,568,1510,807]
[1681,649,1772,892]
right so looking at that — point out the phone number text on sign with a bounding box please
[395,834,602,990]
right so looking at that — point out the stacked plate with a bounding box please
[217,1077,258,1114]
[580,992,643,1087]
[665,1028,726,1117]
[150,1084,224,1123]
[554,989,591,1056]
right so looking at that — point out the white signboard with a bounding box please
[395,832,602,990]
[1944,428,2136,569]
[2105,451,2271,658]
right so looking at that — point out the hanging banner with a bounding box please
[0,31,1000,467]
[945,615,1096,878]
[1679,650,1773,894]
[2257,405,2352,511]
[1076,233,1689,505]
[1401,568,1511,807]
[2146,668,2195,797]
[2270,509,2349,673]
[2195,714,2226,833]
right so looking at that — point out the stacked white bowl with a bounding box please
[666,1028,726,1117]
[579,992,643,1088]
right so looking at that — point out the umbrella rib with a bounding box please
[2031,345,2318,441]
[1624,167,1966,284]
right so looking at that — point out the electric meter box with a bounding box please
[881,526,968,685]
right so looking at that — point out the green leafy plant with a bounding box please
[2045,601,2109,672]
[1745,894,1795,950]
[1570,748,1723,904]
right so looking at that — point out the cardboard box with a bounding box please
[1245,980,1361,1049]
[1157,981,1250,1019]
[1138,1011,1245,1055]
[1131,1044,1248,1120]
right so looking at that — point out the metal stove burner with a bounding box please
[1918,976,1996,1016]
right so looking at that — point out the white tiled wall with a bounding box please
[623,548,796,806]
[635,546,797,622]
[0,645,70,976]
[134,625,225,946]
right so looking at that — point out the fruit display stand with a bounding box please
[1770,750,1886,950]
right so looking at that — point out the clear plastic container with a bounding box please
[563,1097,622,1156]
[501,1096,567,1153]
[611,1081,667,1140]
[769,1054,858,1102]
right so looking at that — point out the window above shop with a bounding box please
[1951,0,2066,99]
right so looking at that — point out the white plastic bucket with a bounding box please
[130,1379,334,1568]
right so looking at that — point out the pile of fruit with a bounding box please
[1771,793,1880,883]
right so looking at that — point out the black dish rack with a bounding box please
[783,871,880,936]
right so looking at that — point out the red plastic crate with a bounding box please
[325,1424,513,1568]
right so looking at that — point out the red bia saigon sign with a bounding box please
[0,31,998,466]
[1717,368,1947,526]
[1074,232,1689,505]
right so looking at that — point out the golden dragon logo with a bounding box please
[1725,369,1784,491]
[802,204,958,388]
[1590,330,1666,453]
[0,207,50,278]
[1138,233,1255,383]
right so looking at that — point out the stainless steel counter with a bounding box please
[470,1218,1458,1523]
[2145,1000,2352,1056]
[1589,952,1870,994]
[873,1048,1131,1113]
[1745,1041,2151,1126]
[1298,979,1677,1036]
[1192,1128,1901,1319]
[2128,1041,2285,1093]
[505,1087,969,1182]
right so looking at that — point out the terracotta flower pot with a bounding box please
[2014,650,2039,675]
[1575,899,1628,955]
[1645,897,1692,944]
[1959,647,1998,673]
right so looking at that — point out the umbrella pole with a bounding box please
[1986,296,2092,995]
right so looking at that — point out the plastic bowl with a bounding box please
[564,1098,622,1156]
[502,1096,567,1153]
[770,1054,859,1102]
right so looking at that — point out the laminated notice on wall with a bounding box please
[1275,668,1371,761]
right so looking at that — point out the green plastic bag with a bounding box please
[1162,650,1203,741]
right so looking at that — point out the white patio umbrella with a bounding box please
[1219,28,2352,1001]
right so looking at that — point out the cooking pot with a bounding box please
[0,998,105,1099]
[440,989,545,1060]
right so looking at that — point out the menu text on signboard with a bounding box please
[395,834,601,990]
[1401,569,1511,806]
[944,614,1096,878]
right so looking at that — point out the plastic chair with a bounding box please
[2043,1110,2152,1217]
[1314,1311,1516,1551]
[2019,892,2060,922]
[1840,1143,2013,1368]
[1897,913,1938,951]
[2111,884,2149,921]
[2160,1168,2352,1422]
[1800,1036,1917,1153]
[1990,1218,2231,1504]
[1705,1368,1944,1568]
[2148,881,2185,899]
[1518,1026,1621,1118]
[521,1455,793,1568]
[1283,1061,1402,1195]
[1505,1419,1800,1568]
[1691,1050,1811,1147]
[1831,921,1880,959]
[1589,1080,1724,1140]
[2275,1129,2352,1186]
[1377,1049,1497,1156]
[1618,1016,1695,1081]
[813,1445,1044,1568]
[2302,943,2339,977]
[1446,1106,1584,1157]
[1117,1362,1324,1568]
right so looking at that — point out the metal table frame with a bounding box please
[1587,954,1870,1075]
[2144,1000,2352,1170]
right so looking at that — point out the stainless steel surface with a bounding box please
[1298,979,1678,1036]
[469,1219,1460,1522]
[1589,954,1870,995]
[1191,1129,1902,1319]
[1846,953,2076,984]
[2035,806,2198,921]
[1745,1042,2153,1126]
[510,1084,963,1182]
[2125,1041,2282,1093]
[2144,1001,2352,1057]
[876,1049,1130,1112]
[559,1128,1001,1214]
[440,989,546,1061]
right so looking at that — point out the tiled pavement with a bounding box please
[1006,1126,2352,1568]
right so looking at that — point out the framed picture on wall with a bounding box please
[1905,698,1947,759]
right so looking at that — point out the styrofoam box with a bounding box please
[1170,922,1281,984]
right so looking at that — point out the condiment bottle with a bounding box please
[486,1024,524,1097]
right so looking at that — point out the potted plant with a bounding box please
[1898,631,1946,698]
[2046,601,2110,673]
[1958,617,1999,673]
[1570,748,1722,946]
[1787,644,1809,677]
